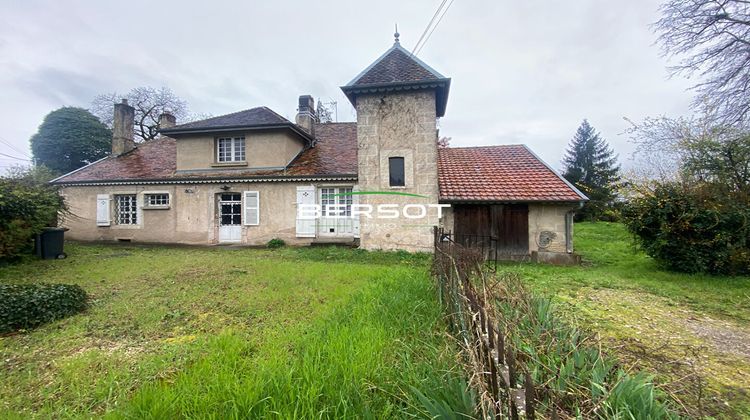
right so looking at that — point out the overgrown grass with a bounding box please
[0,244,470,418]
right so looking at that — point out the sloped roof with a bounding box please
[346,42,445,86]
[163,107,287,131]
[51,122,358,184]
[437,145,587,202]
[341,41,451,117]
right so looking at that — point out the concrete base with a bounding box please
[531,251,581,266]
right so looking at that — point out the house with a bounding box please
[51,35,587,256]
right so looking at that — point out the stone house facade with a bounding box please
[52,37,587,255]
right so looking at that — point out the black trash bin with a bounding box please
[35,227,69,260]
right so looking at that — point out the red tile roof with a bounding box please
[52,122,357,184]
[437,145,587,202]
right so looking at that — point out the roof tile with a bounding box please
[437,145,586,202]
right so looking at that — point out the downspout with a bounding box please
[565,202,584,253]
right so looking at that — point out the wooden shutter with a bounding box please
[96,194,110,226]
[244,191,259,225]
[296,185,316,237]
[352,185,360,238]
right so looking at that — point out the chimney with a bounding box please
[112,99,135,155]
[295,95,318,134]
[158,111,176,129]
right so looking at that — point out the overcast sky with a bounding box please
[0,0,695,172]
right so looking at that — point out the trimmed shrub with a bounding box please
[623,183,750,275]
[266,238,286,249]
[0,283,88,333]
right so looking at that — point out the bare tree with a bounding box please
[626,113,750,193]
[655,0,750,125]
[437,136,451,148]
[316,99,335,123]
[91,86,189,142]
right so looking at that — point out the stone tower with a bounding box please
[341,33,451,252]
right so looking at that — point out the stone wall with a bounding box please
[355,90,440,252]
[527,203,578,253]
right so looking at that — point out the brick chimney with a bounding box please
[158,111,176,129]
[112,99,135,155]
[295,95,318,134]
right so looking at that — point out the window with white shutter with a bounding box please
[96,194,110,226]
[243,191,259,226]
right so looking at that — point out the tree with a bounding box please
[562,120,621,221]
[437,136,451,148]
[30,107,111,174]
[627,114,750,194]
[655,0,750,124]
[0,166,66,260]
[316,99,334,123]
[91,86,189,142]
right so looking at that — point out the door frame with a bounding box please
[217,192,242,243]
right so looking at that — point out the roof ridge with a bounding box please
[444,144,526,150]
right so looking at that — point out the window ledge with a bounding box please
[389,186,407,189]
[211,161,248,168]
[143,205,170,210]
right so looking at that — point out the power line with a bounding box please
[412,0,449,55]
[0,135,31,159]
[0,151,30,161]
[414,0,456,56]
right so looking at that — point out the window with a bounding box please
[389,157,405,187]
[320,187,353,217]
[219,193,242,225]
[217,137,246,162]
[114,195,137,225]
[144,193,169,207]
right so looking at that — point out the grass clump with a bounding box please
[266,238,286,249]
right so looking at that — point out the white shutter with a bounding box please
[96,194,110,226]
[296,185,316,237]
[244,191,259,226]
[352,185,360,238]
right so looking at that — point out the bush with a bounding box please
[0,283,88,333]
[0,173,65,261]
[622,183,750,275]
[266,238,286,249]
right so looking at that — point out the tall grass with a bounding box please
[492,273,678,419]
[114,270,475,419]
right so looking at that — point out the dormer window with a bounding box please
[217,137,246,162]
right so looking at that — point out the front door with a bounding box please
[218,193,242,243]
[318,187,354,237]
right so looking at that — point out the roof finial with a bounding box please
[394,23,400,44]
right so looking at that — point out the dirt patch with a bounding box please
[684,316,750,359]
[558,288,750,417]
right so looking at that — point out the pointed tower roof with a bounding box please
[341,35,451,117]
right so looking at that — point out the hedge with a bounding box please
[0,283,88,333]
[623,183,750,275]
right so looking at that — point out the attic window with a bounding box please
[217,137,246,162]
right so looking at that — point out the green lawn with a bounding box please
[0,245,471,418]
[500,222,750,418]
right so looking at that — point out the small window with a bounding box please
[217,137,246,162]
[114,195,137,225]
[389,157,405,187]
[144,193,169,207]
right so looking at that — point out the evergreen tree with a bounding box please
[30,107,111,174]
[562,120,621,221]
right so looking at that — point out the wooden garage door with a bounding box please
[453,204,529,254]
